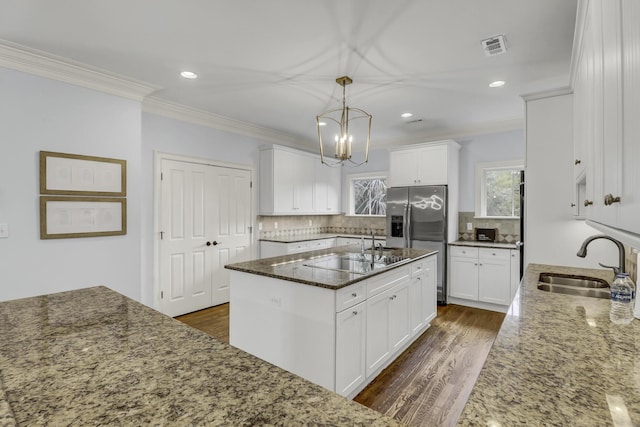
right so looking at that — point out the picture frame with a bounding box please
[40,196,127,239]
[40,151,126,196]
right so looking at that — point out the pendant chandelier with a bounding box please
[316,76,371,167]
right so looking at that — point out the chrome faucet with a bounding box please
[576,234,626,275]
[370,231,376,260]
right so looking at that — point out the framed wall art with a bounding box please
[40,196,127,239]
[40,151,126,196]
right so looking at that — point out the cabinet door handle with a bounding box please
[604,194,621,206]
[571,203,576,207]
[353,310,358,316]
[575,159,582,165]
[351,293,357,297]
[584,199,593,206]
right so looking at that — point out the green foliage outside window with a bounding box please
[484,169,521,217]
[354,178,387,215]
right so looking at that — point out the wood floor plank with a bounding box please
[175,303,504,427]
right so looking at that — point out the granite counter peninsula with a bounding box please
[225,247,438,399]
[0,286,401,426]
[458,263,640,426]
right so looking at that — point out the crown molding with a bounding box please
[521,87,572,102]
[0,39,159,100]
[142,97,307,146]
[377,118,524,148]
[569,0,589,90]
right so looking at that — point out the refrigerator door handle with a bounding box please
[405,202,411,247]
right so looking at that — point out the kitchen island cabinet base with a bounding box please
[229,254,437,398]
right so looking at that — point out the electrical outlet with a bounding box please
[0,223,8,238]
[274,222,278,229]
[466,222,473,231]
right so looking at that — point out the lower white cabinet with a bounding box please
[260,238,336,258]
[335,301,366,397]
[366,279,411,377]
[448,246,517,310]
[229,253,437,399]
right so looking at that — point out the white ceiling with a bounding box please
[0,0,577,150]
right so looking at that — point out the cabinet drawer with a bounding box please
[336,283,366,312]
[479,248,510,261]
[449,246,478,259]
[367,266,411,297]
[410,259,427,277]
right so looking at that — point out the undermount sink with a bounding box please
[537,272,610,299]
[302,252,410,275]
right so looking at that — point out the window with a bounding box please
[475,160,523,218]
[348,172,387,216]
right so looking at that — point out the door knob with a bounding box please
[206,241,221,246]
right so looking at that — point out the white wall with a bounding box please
[525,93,616,269]
[140,113,267,306]
[457,129,525,212]
[0,67,143,301]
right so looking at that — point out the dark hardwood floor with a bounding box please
[176,303,504,427]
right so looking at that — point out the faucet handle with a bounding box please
[598,262,620,275]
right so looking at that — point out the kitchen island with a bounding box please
[458,263,640,425]
[0,286,400,426]
[226,246,438,398]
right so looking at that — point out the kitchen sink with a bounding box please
[537,272,610,299]
[302,252,410,275]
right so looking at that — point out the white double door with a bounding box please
[159,158,252,317]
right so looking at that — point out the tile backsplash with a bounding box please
[258,215,385,239]
[457,211,520,243]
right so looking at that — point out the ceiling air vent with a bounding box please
[481,35,507,56]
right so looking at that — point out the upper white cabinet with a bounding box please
[388,140,460,187]
[572,0,640,235]
[259,145,341,215]
[315,163,341,213]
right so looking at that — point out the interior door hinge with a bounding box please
[250,181,253,189]
[161,172,164,180]
[161,291,164,299]
[160,231,164,240]
[248,226,253,234]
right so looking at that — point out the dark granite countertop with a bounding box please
[449,240,518,250]
[0,286,401,426]
[260,233,386,243]
[225,246,437,290]
[458,263,640,425]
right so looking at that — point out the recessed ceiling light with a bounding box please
[180,71,198,79]
[489,80,505,88]
[401,112,413,118]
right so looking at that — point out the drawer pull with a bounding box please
[353,310,358,316]
[351,293,357,297]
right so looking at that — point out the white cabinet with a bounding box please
[336,236,386,248]
[335,301,366,397]
[449,248,479,300]
[388,140,459,187]
[366,279,410,378]
[260,146,315,215]
[230,254,436,398]
[259,238,336,258]
[410,256,437,336]
[448,246,515,310]
[510,249,521,300]
[572,0,640,235]
[260,145,342,215]
[315,164,341,214]
[477,249,511,306]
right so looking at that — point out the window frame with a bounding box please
[474,159,524,219]
[346,171,388,217]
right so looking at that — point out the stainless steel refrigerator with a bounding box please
[386,186,448,304]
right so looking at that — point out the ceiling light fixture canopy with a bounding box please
[316,76,371,167]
